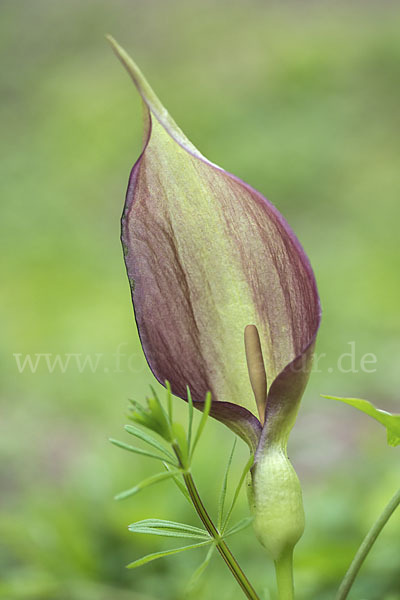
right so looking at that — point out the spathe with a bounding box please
[108,37,321,454]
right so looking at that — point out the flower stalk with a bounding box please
[336,486,400,600]
[275,549,295,600]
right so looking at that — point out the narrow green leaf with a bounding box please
[225,516,254,538]
[109,438,177,465]
[126,541,211,569]
[322,395,400,447]
[163,462,191,503]
[130,519,209,534]
[129,519,210,539]
[128,398,147,415]
[128,399,159,431]
[124,423,175,461]
[187,386,194,454]
[218,439,237,529]
[115,470,177,501]
[191,391,212,458]
[172,422,189,466]
[149,386,172,440]
[166,380,173,423]
[222,453,254,531]
[129,528,208,540]
[186,543,216,591]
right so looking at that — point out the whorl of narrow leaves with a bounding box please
[111,386,255,579]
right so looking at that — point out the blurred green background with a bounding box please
[1,1,399,598]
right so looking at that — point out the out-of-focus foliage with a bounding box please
[0,1,399,599]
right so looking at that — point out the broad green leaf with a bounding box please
[218,439,236,529]
[225,516,254,538]
[323,395,400,447]
[129,519,210,539]
[126,541,211,569]
[124,423,175,462]
[191,391,212,458]
[115,470,177,501]
[109,438,177,465]
[222,453,254,531]
[186,543,216,591]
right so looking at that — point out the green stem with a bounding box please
[173,445,259,600]
[183,472,260,600]
[336,486,400,600]
[274,549,294,600]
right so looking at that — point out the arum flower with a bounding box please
[108,37,321,573]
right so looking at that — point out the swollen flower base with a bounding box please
[244,324,305,597]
